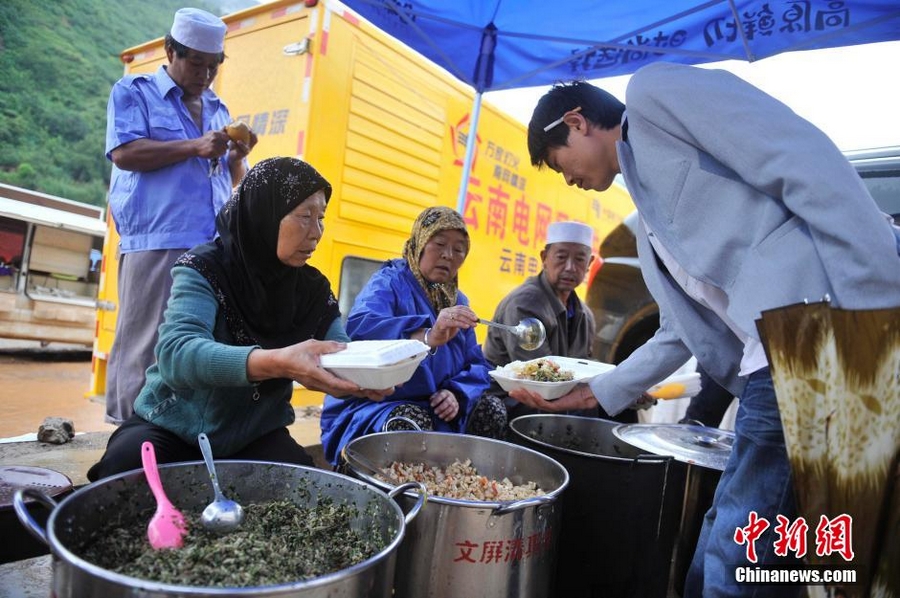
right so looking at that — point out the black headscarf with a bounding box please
[175,157,340,349]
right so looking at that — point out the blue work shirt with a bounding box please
[106,65,234,253]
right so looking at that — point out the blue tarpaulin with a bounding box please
[336,0,900,207]
[338,0,900,91]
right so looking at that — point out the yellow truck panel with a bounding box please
[90,0,635,406]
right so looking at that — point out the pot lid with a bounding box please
[612,424,734,471]
[0,465,72,509]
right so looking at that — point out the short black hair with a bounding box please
[527,80,625,168]
[164,33,225,64]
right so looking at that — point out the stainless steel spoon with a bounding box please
[478,317,547,350]
[197,433,244,533]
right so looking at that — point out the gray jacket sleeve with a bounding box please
[587,310,692,415]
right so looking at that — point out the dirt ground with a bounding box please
[0,340,114,440]
[0,339,326,487]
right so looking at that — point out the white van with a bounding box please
[0,183,105,346]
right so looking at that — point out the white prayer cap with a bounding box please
[170,8,227,54]
[546,221,594,248]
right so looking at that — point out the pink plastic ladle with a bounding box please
[141,441,188,550]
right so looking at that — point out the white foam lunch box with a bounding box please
[319,339,430,389]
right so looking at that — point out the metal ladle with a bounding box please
[197,433,244,533]
[478,317,546,350]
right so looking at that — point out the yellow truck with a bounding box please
[88,0,635,404]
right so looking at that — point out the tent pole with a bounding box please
[456,91,483,214]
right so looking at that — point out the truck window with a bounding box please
[338,256,382,324]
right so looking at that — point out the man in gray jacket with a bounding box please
[513,63,900,597]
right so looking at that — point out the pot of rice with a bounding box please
[341,431,569,598]
[13,462,425,598]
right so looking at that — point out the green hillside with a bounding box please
[0,0,253,208]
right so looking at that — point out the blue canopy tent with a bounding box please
[337,0,900,210]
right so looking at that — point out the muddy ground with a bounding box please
[0,340,110,440]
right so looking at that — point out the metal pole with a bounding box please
[455,91,483,214]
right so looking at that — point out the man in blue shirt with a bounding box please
[104,8,257,424]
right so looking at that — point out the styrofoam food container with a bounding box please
[489,356,616,400]
[320,340,430,389]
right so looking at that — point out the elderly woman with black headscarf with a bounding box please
[320,206,507,465]
[88,157,392,480]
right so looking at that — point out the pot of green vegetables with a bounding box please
[13,461,425,597]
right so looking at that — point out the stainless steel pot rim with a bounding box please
[44,461,408,594]
[343,430,570,507]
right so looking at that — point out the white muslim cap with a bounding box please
[171,8,227,54]
[546,221,594,248]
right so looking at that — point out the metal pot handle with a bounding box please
[388,481,428,525]
[13,488,58,546]
[634,453,675,464]
[491,494,555,515]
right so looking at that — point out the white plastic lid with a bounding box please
[319,340,429,368]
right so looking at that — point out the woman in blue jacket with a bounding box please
[320,206,507,465]
[88,157,390,480]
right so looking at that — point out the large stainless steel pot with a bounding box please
[14,461,424,597]
[509,415,687,598]
[613,422,735,597]
[342,431,569,598]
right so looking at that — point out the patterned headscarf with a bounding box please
[402,206,470,313]
[176,157,340,349]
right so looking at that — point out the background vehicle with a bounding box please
[585,147,900,365]
[87,0,636,403]
[0,183,105,346]
[845,146,900,224]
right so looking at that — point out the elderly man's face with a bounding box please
[167,47,222,99]
[542,242,592,297]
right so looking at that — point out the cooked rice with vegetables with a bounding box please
[379,459,544,501]
[511,359,574,382]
